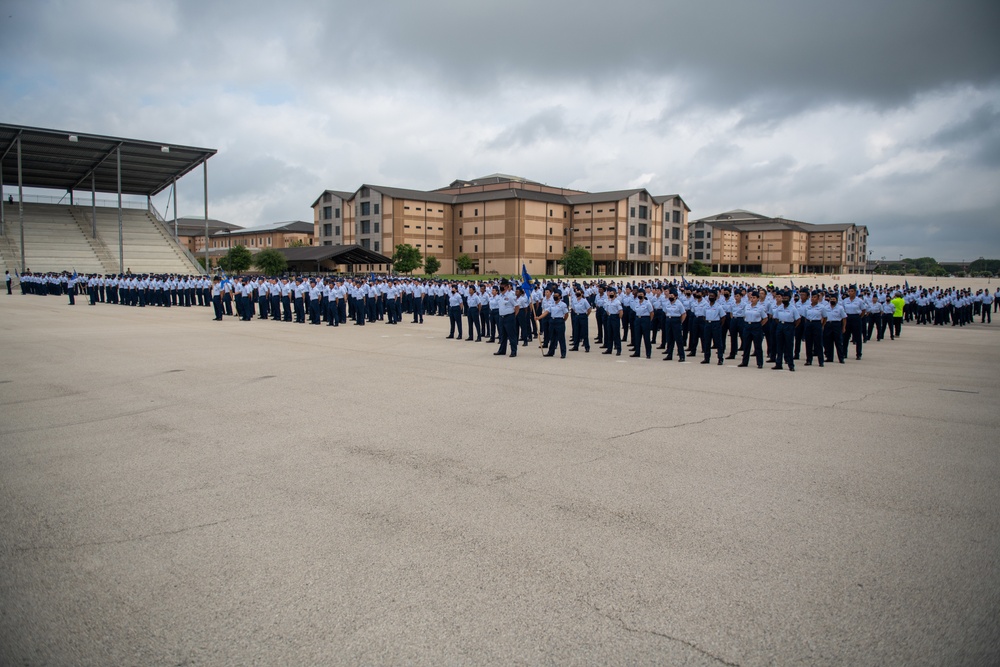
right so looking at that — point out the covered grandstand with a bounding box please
[0,123,216,275]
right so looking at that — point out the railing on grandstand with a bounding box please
[4,194,149,209]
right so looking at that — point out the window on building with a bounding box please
[672,227,680,240]
[549,227,553,234]
[360,202,370,216]
[474,245,478,252]
[638,205,648,219]
[323,240,331,246]
[639,191,648,202]
[630,207,636,217]
[360,187,370,197]
[695,251,703,260]
[672,243,680,256]
[638,241,647,254]
[323,193,332,203]
[474,227,478,234]
[549,245,553,252]
[695,230,704,238]
[474,208,478,216]
[672,210,680,223]
[374,222,380,233]
[374,204,380,215]
[459,228,462,235]
[361,238,370,249]
[323,224,332,237]
[360,220,371,234]
[638,223,648,237]
[564,211,567,218]
[322,206,332,220]
[459,210,463,217]
[374,241,379,251]
[335,226,340,236]
[695,241,704,249]
[550,209,553,216]
[597,209,603,213]
[630,243,635,254]
[630,225,635,235]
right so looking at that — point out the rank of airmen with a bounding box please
[10,270,998,370]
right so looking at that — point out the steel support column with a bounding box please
[18,136,25,272]
[172,177,178,242]
[203,160,209,272]
[117,146,124,274]
[91,173,97,238]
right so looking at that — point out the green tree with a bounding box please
[219,244,253,273]
[253,248,288,276]
[424,255,441,275]
[287,239,307,248]
[559,245,593,276]
[688,260,712,277]
[391,243,423,274]
[455,253,475,274]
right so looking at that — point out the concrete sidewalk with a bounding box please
[1,296,998,665]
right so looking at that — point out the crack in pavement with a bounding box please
[0,403,177,436]
[590,603,740,666]
[10,515,258,552]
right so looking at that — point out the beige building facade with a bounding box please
[689,210,868,274]
[311,174,689,275]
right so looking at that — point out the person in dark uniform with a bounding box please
[630,289,654,358]
[569,287,592,352]
[602,287,623,356]
[494,279,518,357]
[739,291,766,368]
[802,291,827,367]
[211,276,224,321]
[822,293,847,364]
[771,290,798,371]
[539,290,570,357]
[446,284,463,340]
[661,290,686,362]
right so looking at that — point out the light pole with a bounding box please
[869,250,873,279]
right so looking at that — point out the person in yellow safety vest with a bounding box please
[891,291,906,339]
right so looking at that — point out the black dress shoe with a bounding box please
[616,351,621,356]
[771,366,782,370]
[544,353,554,357]
[630,353,640,357]
[493,352,505,356]
[788,367,795,371]
[804,362,812,366]
[719,360,725,365]
[446,335,454,339]
[839,360,845,364]
[700,360,710,364]
[737,362,748,367]
[757,364,763,369]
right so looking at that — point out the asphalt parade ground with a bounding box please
[1,295,998,665]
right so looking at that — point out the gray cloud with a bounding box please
[486,107,570,150]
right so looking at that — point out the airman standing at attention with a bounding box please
[822,293,847,363]
[771,290,798,371]
[841,285,866,359]
[602,287,623,356]
[464,286,481,340]
[661,290,686,362]
[569,286,592,353]
[739,291,766,368]
[802,292,827,367]
[211,276,224,321]
[494,279,518,357]
[539,290,570,358]
[447,283,464,340]
[630,289,654,358]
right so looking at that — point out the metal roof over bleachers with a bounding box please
[0,123,216,196]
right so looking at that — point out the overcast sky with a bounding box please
[2,0,999,261]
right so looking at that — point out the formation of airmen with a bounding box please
[10,270,998,370]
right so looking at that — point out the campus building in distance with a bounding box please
[688,210,869,275]
[311,174,690,276]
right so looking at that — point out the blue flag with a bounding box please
[72,270,77,280]
[521,264,533,295]
[790,278,796,291]
[904,280,910,290]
